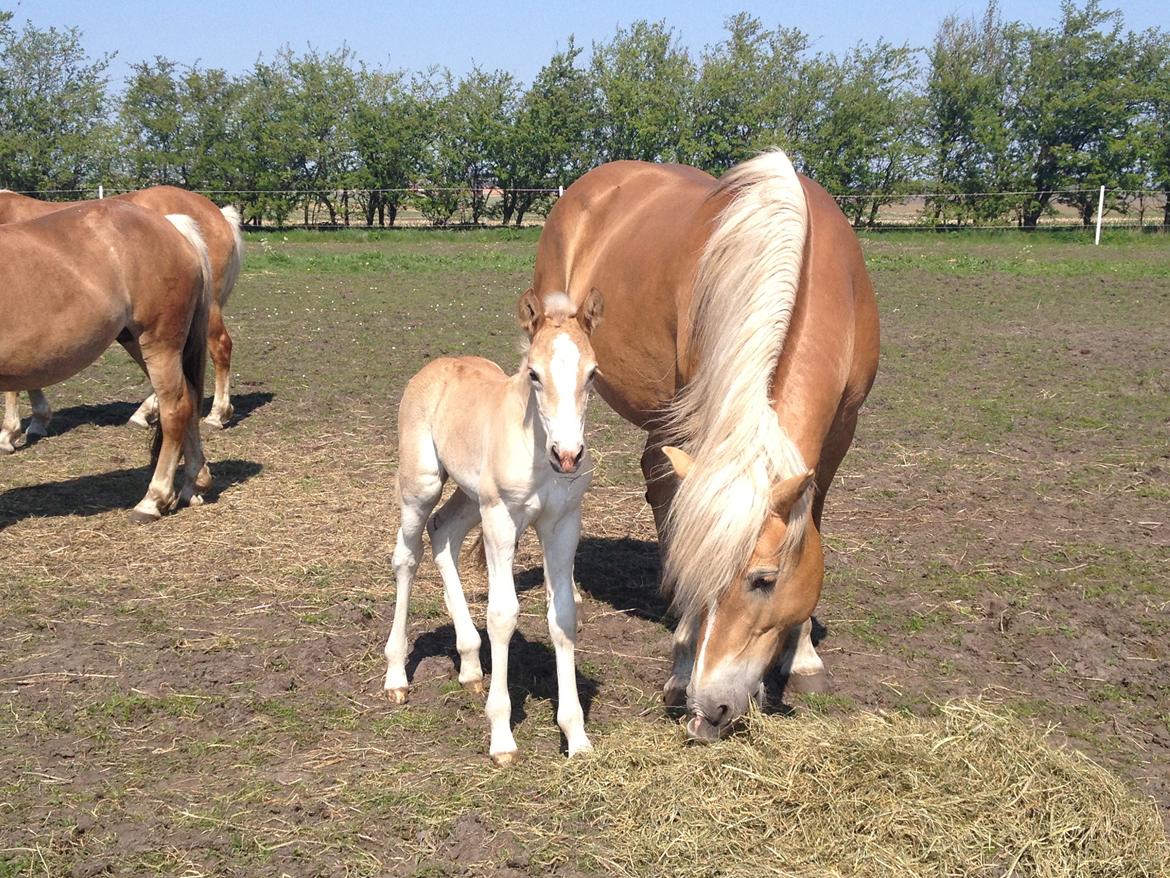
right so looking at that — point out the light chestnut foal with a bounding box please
[383,289,603,764]
[0,186,243,454]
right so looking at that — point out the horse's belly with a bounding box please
[0,318,123,390]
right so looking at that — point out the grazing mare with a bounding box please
[383,289,604,764]
[0,185,243,454]
[531,151,879,739]
[0,201,214,521]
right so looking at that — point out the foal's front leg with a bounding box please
[1,392,23,454]
[481,503,520,765]
[537,508,591,756]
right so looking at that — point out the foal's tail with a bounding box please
[165,213,213,412]
[217,205,244,308]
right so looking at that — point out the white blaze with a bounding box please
[547,332,584,451]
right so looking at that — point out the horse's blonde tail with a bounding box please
[165,214,213,410]
[217,205,244,309]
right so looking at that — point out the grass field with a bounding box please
[1,228,1167,875]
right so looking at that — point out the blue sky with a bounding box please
[11,0,1169,88]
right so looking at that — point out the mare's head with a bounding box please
[661,445,822,740]
[517,288,603,474]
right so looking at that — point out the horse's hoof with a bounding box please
[128,414,152,430]
[491,751,518,768]
[786,671,830,695]
[0,440,15,455]
[203,415,226,429]
[462,679,484,697]
[128,508,160,525]
[386,688,408,705]
[663,685,687,710]
[567,739,593,758]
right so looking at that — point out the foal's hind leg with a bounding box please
[383,449,444,703]
[203,303,234,428]
[1,392,23,454]
[428,489,484,694]
[120,335,160,429]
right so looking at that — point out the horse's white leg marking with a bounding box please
[789,616,824,677]
[428,489,484,691]
[176,409,212,508]
[26,390,51,437]
[133,427,183,521]
[130,393,160,429]
[481,502,520,764]
[1,392,23,453]
[383,468,443,703]
[664,615,697,708]
[537,508,591,756]
[204,306,234,428]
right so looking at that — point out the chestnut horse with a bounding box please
[384,290,604,764]
[0,200,213,521]
[0,186,242,454]
[531,150,879,740]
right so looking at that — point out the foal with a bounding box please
[383,289,603,764]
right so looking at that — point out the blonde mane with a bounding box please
[662,149,813,620]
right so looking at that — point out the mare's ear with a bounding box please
[579,287,604,334]
[770,469,815,518]
[661,446,694,481]
[517,287,541,336]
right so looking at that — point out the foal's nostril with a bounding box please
[573,447,585,465]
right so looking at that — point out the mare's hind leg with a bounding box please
[1,392,23,453]
[203,303,234,428]
[427,489,484,693]
[130,347,195,522]
[383,446,444,703]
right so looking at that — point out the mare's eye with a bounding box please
[528,369,541,385]
[748,574,776,593]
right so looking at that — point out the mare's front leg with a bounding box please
[427,489,484,693]
[481,503,520,765]
[1,392,23,453]
[536,507,591,756]
[778,616,828,695]
[664,615,697,711]
[383,467,444,703]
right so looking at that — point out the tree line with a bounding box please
[2,1,1168,228]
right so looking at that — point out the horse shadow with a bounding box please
[0,458,263,531]
[404,623,599,752]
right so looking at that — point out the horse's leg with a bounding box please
[427,488,484,693]
[481,503,520,765]
[536,507,591,757]
[120,335,159,429]
[664,615,697,711]
[383,459,444,704]
[26,390,51,439]
[640,429,678,544]
[203,303,234,428]
[130,351,193,522]
[176,399,213,508]
[1,392,23,453]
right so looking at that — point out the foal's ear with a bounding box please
[517,287,542,336]
[661,446,694,481]
[769,469,815,518]
[579,287,604,334]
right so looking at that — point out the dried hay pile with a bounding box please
[517,702,1168,878]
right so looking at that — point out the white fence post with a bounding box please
[558,185,564,198]
[1094,185,1105,245]
[98,184,104,199]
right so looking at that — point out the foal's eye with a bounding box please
[528,369,541,385]
[748,574,777,593]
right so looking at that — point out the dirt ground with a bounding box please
[1,229,1167,875]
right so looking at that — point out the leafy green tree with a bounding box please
[0,14,114,194]
[1132,27,1170,226]
[590,20,695,163]
[119,57,185,186]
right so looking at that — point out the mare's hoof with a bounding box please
[462,679,485,697]
[491,751,518,768]
[785,671,830,695]
[386,688,409,705]
[128,414,152,430]
[128,508,160,525]
[0,441,15,455]
[203,415,226,429]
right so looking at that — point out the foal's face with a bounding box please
[518,289,604,474]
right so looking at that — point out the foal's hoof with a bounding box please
[0,440,15,455]
[127,508,161,525]
[785,671,830,695]
[386,687,409,705]
[491,751,518,768]
[462,679,485,697]
[128,413,152,430]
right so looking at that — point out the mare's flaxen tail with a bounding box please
[217,205,244,307]
[165,213,213,418]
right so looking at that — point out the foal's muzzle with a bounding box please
[550,444,585,474]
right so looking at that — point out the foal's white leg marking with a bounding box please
[537,508,591,756]
[130,393,160,429]
[1,392,23,454]
[428,490,484,691]
[481,503,520,764]
[789,616,824,677]
[26,390,51,437]
[383,461,444,702]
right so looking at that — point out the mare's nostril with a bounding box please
[713,703,730,726]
